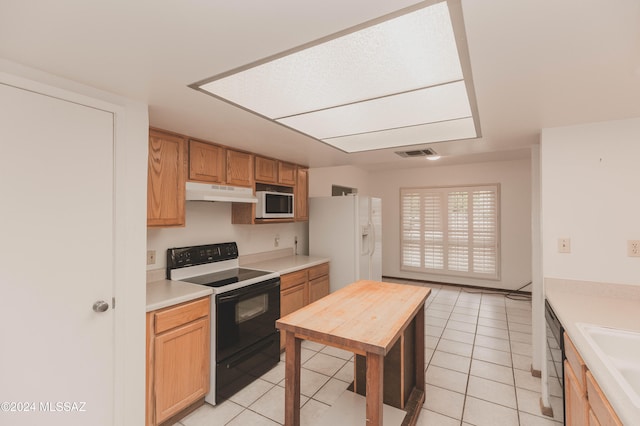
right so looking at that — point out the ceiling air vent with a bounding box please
[395,148,438,158]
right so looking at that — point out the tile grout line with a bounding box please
[458,288,482,426]
[503,296,523,426]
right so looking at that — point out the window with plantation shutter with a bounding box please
[400,185,499,280]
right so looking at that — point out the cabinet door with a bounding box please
[255,156,278,183]
[565,360,589,426]
[189,139,225,183]
[295,167,309,221]
[586,371,622,426]
[309,275,329,304]
[147,129,186,227]
[280,283,307,349]
[154,317,210,424]
[227,149,254,187]
[278,161,297,186]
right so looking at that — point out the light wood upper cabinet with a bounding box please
[226,149,254,187]
[255,156,278,183]
[188,139,225,183]
[147,129,186,227]
[147,127,309,226]
[295,167,309,221]
[255,157,297,186]
[278,161,297,186]
[146,297,211,426]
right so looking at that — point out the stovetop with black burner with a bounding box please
[180,267,273,288]
[166,242,280,294]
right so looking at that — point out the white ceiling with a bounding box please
[1,0,639,170]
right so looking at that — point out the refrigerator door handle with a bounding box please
[369,220,376,258]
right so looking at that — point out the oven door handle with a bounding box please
[223,337,277,369]
[217,293,240,304]
[217,278,280,302]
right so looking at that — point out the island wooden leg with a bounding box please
[415,304,425,392]
[284,331,301,426]
[366,352,384,426]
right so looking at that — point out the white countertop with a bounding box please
[146,254,329,312]
[545,278,640,424]
[146,279,213,312]
[244,254,330,275]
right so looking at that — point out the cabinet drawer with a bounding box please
[564,332,587,392]
[281,270,307,290]
[586,371,622,426]
[155,297,210,334]
[308,262,329,280]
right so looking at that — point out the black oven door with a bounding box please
[216,277,280,362]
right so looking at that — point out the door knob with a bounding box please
[92,300,109,313]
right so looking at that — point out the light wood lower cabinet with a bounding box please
[147,297,211,426]
[586,370,622,426]
[565,359,589,425]
[564,332,622,426]
[279,263,330,349]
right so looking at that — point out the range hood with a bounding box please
[186,182,257,203]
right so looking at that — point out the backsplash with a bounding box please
[147,201,309,271]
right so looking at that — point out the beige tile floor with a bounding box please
[177,281,564,426]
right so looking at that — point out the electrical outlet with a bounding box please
[558,238,571,254]
[274,235,280,247]
[628,240,640,257]
[147,250,156,265]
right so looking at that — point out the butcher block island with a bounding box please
[276,280,431,426]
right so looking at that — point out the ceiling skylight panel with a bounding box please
[277,81,471,139]
[193,1,480,153]
[199,2,463,119]
[324,118,477,153]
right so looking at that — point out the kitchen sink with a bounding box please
[577,323,640,408]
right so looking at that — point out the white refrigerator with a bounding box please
[309,195,382,293]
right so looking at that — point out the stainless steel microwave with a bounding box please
[255,191,294,218]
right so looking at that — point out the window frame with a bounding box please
[400,184,501,280]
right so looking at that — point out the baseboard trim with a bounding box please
[382,276,532,295]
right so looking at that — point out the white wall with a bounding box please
[147,202,309,270]
[541,117,640,285]
[0,59,148,425]
[309,165,372,197]
[368,159,532,290]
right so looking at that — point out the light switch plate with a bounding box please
[628,240,640,257]
[558,238,571,254]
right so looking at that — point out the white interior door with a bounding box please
[0,82,115,425]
